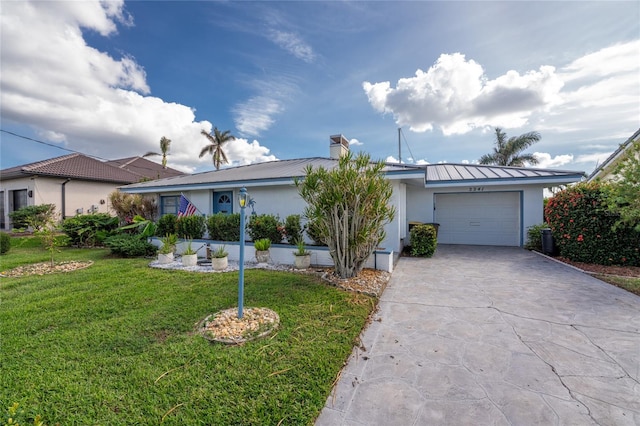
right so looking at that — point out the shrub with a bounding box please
[109,190,157,224]
[8,204,55,230]
[0,232,11,255]
[207,213,241,241]
[175,215,206,239]
[62,213,119,247]
[104,234,156,257]
[409,224,437,257]
[156,214,177,237]
[545,181,640,266]
[253,238,271,251]
[524,222,548,251]
[284,214,304,245]
[248,214,283,244]
[305,217,325,246]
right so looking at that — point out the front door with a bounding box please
[213,191,233,214]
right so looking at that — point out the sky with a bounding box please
[1,1,639,175]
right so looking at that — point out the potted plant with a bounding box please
[293,239,311,269]
[181,239,198,267]
[254,238,271,263]
[157,233,177,264]
[210,245,228,271]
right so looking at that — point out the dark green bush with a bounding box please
[284,214,304,245]
[8,204,55,230]
[104,234,156,257]
[0,232,11,255]
[545,181,640,266]
[410,224,437,257]
[62,214,118,247]
[248,214,283,244]
[524,222,548,251]
[207,213,241,241]
[156,214,177,237]
[306,217,326,246]
[175,215,206,239]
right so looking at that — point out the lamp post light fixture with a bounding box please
[237,187,248,319]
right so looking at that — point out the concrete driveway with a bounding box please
[316,245,640,425]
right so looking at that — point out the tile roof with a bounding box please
[0,153,184,184]
[106,156,184,180]
[424,163,584,185]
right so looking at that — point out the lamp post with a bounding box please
[238,187,248,319]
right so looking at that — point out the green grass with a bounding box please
[595,275,640,296]
[0,238,374,425]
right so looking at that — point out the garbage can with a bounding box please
[541,228,556,256]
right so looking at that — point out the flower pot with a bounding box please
[255,250,270,263]
[212,256,228,271]
[182,253,198,267]
[157,252,174,264]
[293,254,311,269]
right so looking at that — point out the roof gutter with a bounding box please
[61,178,71,220]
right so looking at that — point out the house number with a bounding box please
[468,187,485,192]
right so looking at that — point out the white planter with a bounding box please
[212,256,228,271]
[182,254,198,267]
[293,254,311,269]
[157,252,174,264]
[255,250,270,263]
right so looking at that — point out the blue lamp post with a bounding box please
[238,187,248,319]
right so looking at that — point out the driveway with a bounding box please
[316,245,640,425]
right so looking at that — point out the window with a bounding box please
[160,195,179,216]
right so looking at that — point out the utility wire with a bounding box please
[399,128,417,164]
[0,128,172,175]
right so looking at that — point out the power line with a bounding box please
[0,128,173,175]
[399,128,417,164]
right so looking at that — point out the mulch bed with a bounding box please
[0,261,93,277]
[554,257,640,278]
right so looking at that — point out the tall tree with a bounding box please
[479,127,540,167]
[200,127,235,170]
[144,136,171,169]
[296,152,395,279]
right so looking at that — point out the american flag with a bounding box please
[178,194,197,217]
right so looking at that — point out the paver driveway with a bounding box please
[316,245,640,425]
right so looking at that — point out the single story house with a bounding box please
[120,135,584,258]
[587,128,640,182]
[0,153,183,230]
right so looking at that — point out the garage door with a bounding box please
[434,192,520,246]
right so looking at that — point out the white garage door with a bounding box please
[434,192,521,246]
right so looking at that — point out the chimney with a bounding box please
[329,134,349,159]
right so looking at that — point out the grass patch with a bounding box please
[595,275,640,296]
[1,237,374,424]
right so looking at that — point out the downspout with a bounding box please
[61,178,71,220]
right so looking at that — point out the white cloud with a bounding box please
[363,53,564,135]
[532,152,574,168]
[575,152,614,165]
[363,42,639,140]
[268,29,315,63]
[0,0,276,172]
[349,138,364,146]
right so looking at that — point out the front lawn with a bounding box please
[595,275,640,296]
[0,239,374,424]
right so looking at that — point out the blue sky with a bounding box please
[1,1,638,175]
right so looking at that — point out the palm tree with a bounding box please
[478,128,540,167]
[200,127,235,170]
[144,136,171,169]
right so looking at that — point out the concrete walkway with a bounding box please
[316,245,640,425]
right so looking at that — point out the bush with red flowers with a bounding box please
[545,181,640,266]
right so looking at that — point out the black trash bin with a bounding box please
[541,228,556,255]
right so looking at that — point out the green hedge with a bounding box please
[409,224,437,257]
[104,234,156,257]
[545,182,640,266]
[284,214,304,245]
[175,215,206,239]
[62,214,119,247]
[8,204,55,230]
[207,213,241,241]
[248,214,283,244]
[156,214,177,237]
[0,232,11,255]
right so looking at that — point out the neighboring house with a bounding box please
[0,154,183,230]
[120,135,584,256]
[587,128,640,182]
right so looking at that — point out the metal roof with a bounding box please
[0,153,184,183]
[425,163,585,186]
[121,157,422,192]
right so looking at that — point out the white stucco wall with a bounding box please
[0,176,119,228]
